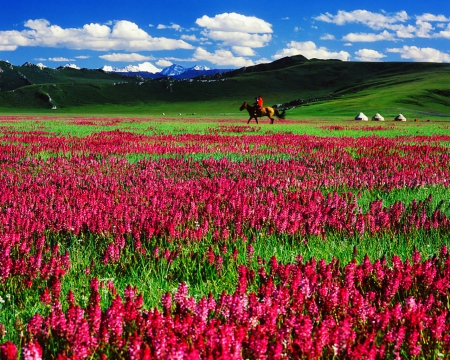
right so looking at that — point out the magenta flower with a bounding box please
[0,341,18,360]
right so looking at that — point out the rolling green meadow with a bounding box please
[0,56,450,358]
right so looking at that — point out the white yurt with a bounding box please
[372,113,385,121]
[354,112,368,121]
[395,114,407,121]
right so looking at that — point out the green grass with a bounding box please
[0,107,450,348]
[1,113,450,139]
[1,225,448,345]
[1,56,450,119]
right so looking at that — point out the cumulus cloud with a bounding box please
[273,41,350,61]
[354,49,386,62]
[315,10,450,41]
[320,34,335,40]
[156,59,173,67]
[435,23,450,39]
[0,19,194,52]
[202,31,272,48]
[157,23,182,31]
[196,13,272,48]
[387,45,450,62]
[180,34,196,41]
[232,46,256,56]
[48,57,74,62]
[196,12,272,33]
[416,13,450,22]
[343,30,396,42]
[99,53,156,62]
[414,20,435,38]
[314,10,409,30]
[193,47,254,67]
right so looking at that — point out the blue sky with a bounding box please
[0,0,449,72]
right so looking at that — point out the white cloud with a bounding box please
[414,20,434,38]
[394,24,416,39]
[435,24,450,39]
[314,10,409,30]
[387,45,450,62]
[99,53,156,62]
[201,30,271,48]
[416,14,450,22]
[196,12,272,33]
[320,34,335,40]
[180,34,205,42]
[111,21,149,39]
[193,47,254,67]
[0,19,194,52]
[196,13,272,49]
[343,30,396,42]
[156,59,173,67]
[83,23,111,38]
[354,49,386,62]
[48,57,74,62]
[315,10,450,41]
[157,23,182,31]
[232,46,256,56]
[255,58,271,65]
[273,41,350,61]
[0,44,19,51]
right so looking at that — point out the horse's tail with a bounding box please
[275,109,286,119]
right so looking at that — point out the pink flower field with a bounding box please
[0,116,450,359]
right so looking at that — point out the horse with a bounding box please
[239,101,286,124]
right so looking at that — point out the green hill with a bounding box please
[0,57,449,118]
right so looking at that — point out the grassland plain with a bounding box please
[1,56,450,118]
[0,113,450,358]
[1,55,450,360]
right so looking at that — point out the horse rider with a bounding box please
[253,95,263,116]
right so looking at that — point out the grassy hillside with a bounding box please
[0,57,449,118]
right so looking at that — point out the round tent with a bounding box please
[355,112,368,121]
[372,113,385,121]
[395,114,406,121]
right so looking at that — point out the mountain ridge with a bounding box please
[0,55,449,117]
[103,63,233,79]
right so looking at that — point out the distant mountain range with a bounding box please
[2,55,449,116]
[21,61,234,80]
[102,63,234,80]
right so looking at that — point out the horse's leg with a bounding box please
[268,110,275,124]
[247,117,251,124]
[255,116,258,124]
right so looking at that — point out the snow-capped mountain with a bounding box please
[22,62,47,69]
[61,64,80,70]
[15,60,231,80]
[103,63,230,80]
[190,65,210,71]
[103,63,211,75]
[160,64,186,76]
[102,61,161,74]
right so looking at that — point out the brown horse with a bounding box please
[239,101,286,124]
